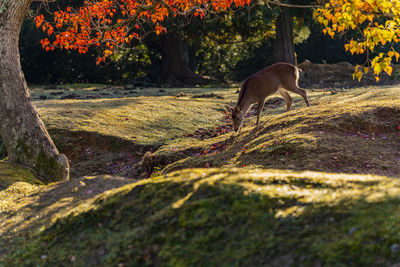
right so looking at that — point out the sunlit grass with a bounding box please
[35,89,234,146]
[2,168,400,265]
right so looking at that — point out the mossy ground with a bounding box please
[3,169,400,266]
[1,84,400,265]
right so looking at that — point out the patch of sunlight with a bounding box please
[172,192,194,209]
[275,206,306,218]
[170,168,400,208]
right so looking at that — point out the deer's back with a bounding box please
[246,63,298,98]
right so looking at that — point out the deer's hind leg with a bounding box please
[279,89,293,111]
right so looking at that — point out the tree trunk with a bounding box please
[0,0,69,182]
[274,7,296,65]
[160,34,209,87]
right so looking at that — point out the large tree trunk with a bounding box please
[274,7,296,65]
[0,0,69,182]
[160,34,209,87]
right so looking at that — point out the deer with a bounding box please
[226,62,310,132]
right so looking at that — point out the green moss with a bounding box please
[34,150,68,182]
[2,169,400,266]
[0,161,41,189]
[15,136,67,182]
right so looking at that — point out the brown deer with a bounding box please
[226,62,310,132]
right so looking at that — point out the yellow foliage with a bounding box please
[314,0,400,81]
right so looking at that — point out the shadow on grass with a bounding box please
[3,169,400,266]
[49,130,153,178]
[0,175,133,242]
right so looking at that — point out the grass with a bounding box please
[1,84,400,265]
[32,84,400,178]
[35,87,235,147]
[2,169,400,266]
[152,86,400,178]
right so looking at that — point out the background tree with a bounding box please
[157,28,210,86]
[274,6,296,63]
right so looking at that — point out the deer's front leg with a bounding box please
[256,99,265,126]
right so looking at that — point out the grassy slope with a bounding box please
[1,85,400,265]
[34,86,235,177]
[3,169,400,266]
[156,86,400,178]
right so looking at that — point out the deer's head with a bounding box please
[226,105,244,132]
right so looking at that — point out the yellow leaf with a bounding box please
[355,71,363,81]
[384,66,393,76]
[364,67,369,74]
[395,52,400,62]
[375,76,380,82]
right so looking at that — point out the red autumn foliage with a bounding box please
[35,0,251,64]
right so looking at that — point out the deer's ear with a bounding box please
[225,105,234,112]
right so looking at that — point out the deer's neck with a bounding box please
[237,98,253,118]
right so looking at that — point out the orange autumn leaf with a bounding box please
[35,0,251,63]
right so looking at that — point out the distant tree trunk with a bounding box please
[160,34,209,86]
[0,0,69,182]
[274,7,296,65]
[187,44,198,72]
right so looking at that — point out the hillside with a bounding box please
[1,85,400,266]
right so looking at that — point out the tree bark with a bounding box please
[0,0,69,182]
[160,34,209,87]
[274,7,296,65]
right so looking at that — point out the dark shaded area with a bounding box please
[0,138,7,160]
[20,20,161,86]
[49,129,152,178]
